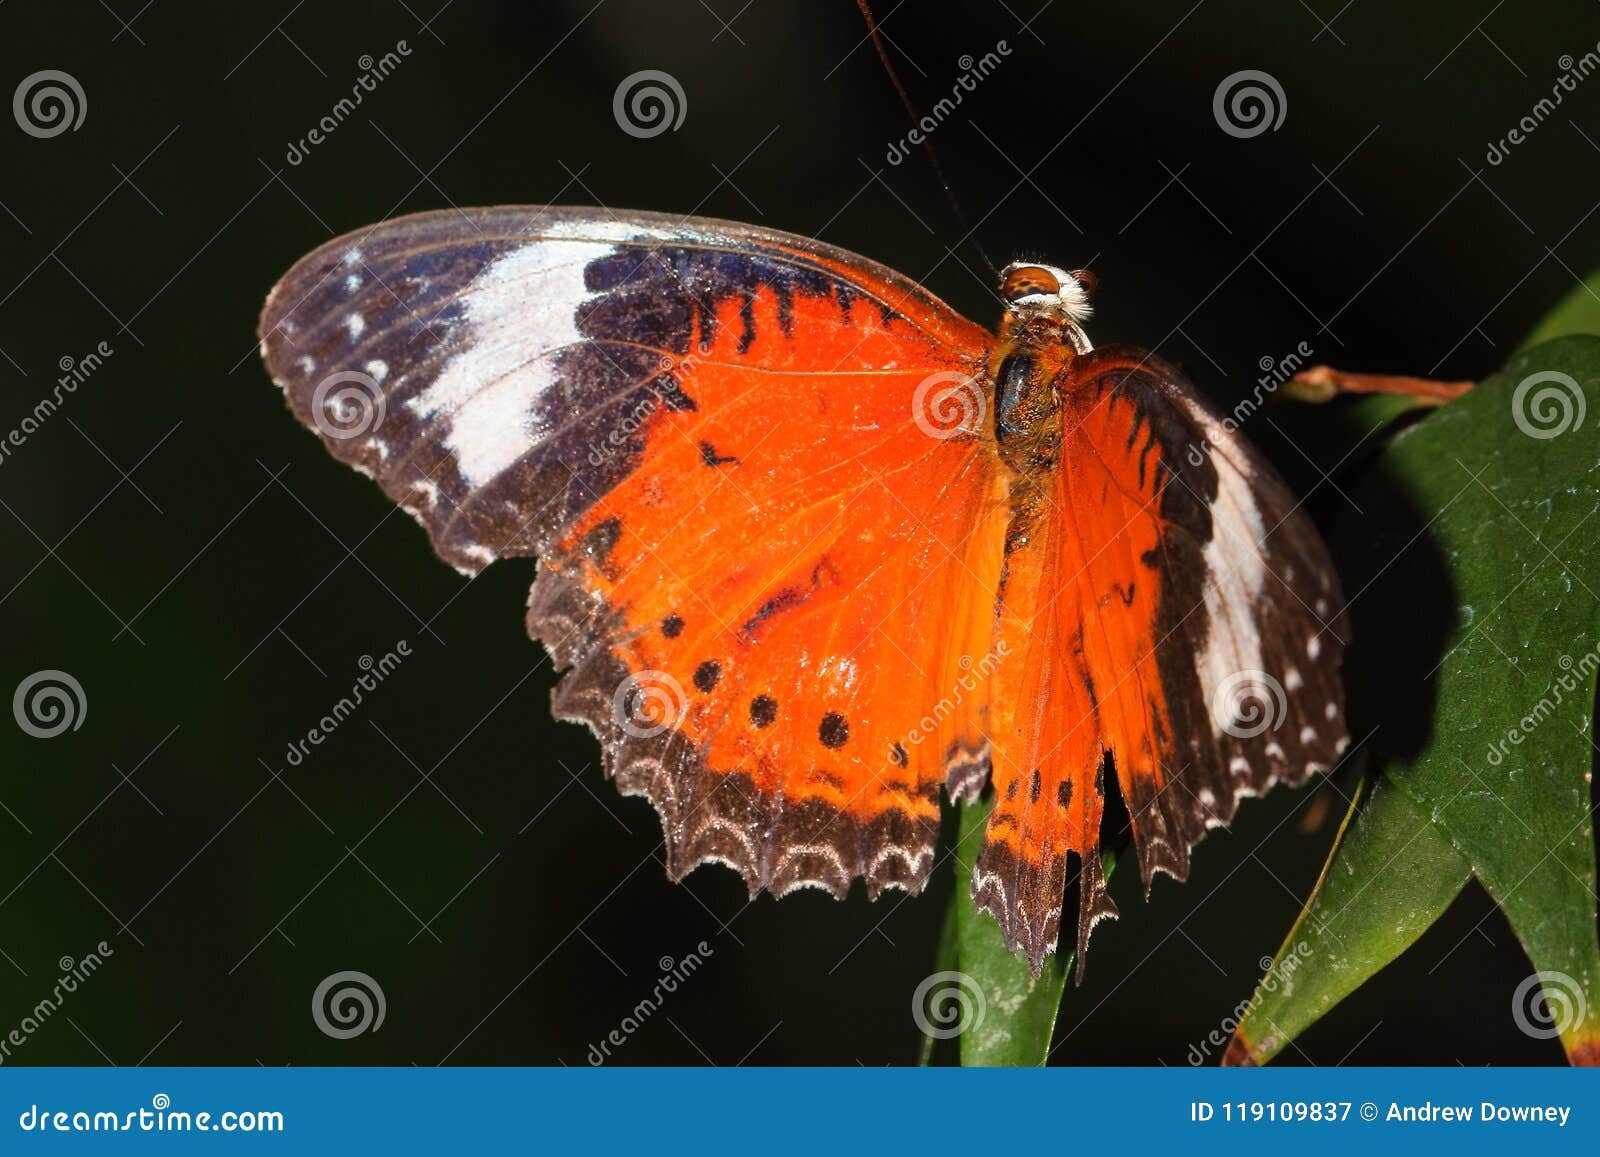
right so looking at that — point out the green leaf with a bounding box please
[947,795,1070,1066]
[940,795,1117,1065]
[1517,271,1600,350]
[916,876,961,1065]
[1226,774,1472,1064]
[1229,335,1600,1065]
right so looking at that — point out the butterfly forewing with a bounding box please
[259,207,1003,901]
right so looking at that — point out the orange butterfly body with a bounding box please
[259,208,1347,974]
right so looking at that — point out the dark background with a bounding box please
[1,0,1595,1065]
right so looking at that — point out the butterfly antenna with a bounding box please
[855,0,1000,283]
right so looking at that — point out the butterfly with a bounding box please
[258,207,1348,976]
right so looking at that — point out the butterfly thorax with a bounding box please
[990,311,1085,476]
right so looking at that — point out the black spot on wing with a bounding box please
[750,694,777,728]
[693,660,722,693]
[698,440,739,467]
[819,713,850,749]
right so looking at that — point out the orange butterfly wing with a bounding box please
[259,208,1003,899]
[974,346,1348,973]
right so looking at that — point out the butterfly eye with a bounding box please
[1001,265,1061,303]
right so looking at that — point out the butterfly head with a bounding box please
[999,262,1094,324]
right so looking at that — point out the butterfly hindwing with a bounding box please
[974,346,1348,975]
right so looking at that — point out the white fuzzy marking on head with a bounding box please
[342,249,362,266]
[1285,666,1303,691]
[1229,755,1251,777]
[344,273,362,293]
[1307,635,1322,660]
[1000,261,1092,321]
[1299,725,1317,745]
[1266,740,1285,761]
[365,359,389,383]
[1324,701,1338,721]
[345,314,366,340]
[296,356,316,375]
